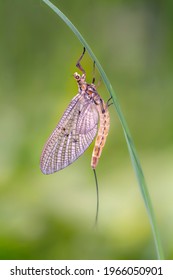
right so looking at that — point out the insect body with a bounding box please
[40,49,110,175]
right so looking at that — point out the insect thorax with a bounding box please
[73,72,102,106]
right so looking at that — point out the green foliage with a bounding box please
[1,0,173,260]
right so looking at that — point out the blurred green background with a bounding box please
[0,0,173,260]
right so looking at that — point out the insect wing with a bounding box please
[40,94,99,174]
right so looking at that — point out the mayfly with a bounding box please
[40,48,110,224]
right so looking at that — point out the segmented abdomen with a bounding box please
[91,101,110,169]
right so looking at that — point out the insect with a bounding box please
[40,48,110,223]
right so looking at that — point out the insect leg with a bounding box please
[107,96,113,107]
[92,61,96,84]
[76,47,86,74]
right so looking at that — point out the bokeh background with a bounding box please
[0,0,173,260]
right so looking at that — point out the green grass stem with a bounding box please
[42,0,164,259]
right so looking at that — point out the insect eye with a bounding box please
[74,72,80,80]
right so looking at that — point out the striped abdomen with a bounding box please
[91,101,110,169]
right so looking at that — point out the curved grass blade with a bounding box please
[41,0,164,259]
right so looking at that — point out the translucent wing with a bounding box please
[40,93,99,174]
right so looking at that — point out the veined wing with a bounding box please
[40,93,99,174]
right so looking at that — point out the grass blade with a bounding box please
[42,0,164,259]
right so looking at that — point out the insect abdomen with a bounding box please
[91,102,110,169]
